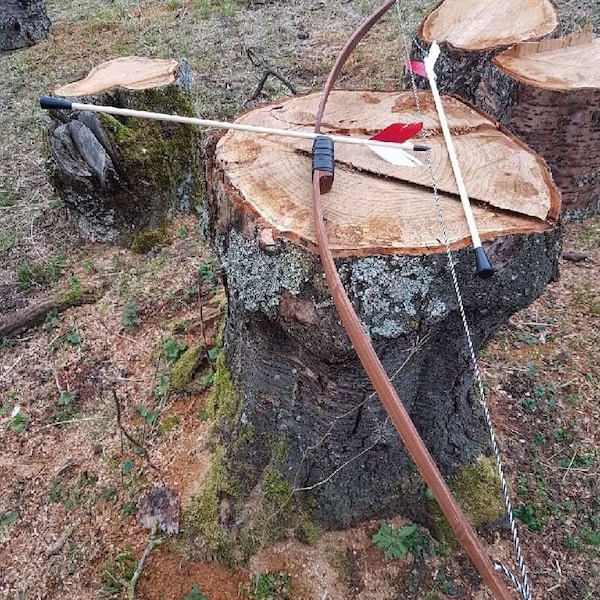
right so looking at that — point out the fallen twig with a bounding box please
[112,390,167,486]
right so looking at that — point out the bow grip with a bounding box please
[312,135,334,194]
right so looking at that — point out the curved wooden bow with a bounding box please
[310,2,515,599]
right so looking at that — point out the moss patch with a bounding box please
[130,224,170,254]
[429,456,505,542]
[170,344,203,391]
[207,352,241,422]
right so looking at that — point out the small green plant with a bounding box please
[0,510,18,536]
[183,584,208,600]
[16,255,66,290]
[514,505,543,532]
[99,547,137,595]
[372,522,422,560]
[163,337,187,363]
[82,258,97,275]
[57,390,77,406]
[43,309,60,333]
[249,572,292,600]
[122,303,141,331]
[136,404,160,426]
[521,397,536,412]
[8,408,29,433]
[66,329,83,346]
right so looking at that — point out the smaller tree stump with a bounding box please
[480,31,600,220]
[46,57,202,248]
[0,0,51,51]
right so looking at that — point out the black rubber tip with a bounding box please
[474,247,494,279]
[40,96,72,110]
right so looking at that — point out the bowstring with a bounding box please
[392,2,533,599]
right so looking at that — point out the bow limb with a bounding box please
[311,4,514,600]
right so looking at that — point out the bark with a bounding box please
[0,0,51,51]
[46,57,202,248]
[480,33,600,220]
[194,90,562,558]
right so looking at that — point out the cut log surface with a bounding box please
[48,57,201,246]
[54,56,180,96]
[215,90,559,257]
[419,0,559,50]
[493,32,600,89]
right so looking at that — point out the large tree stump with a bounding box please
[479,31,600,220]
[0,0,51,51]
[46,57,202,249]
[190,90,561,561]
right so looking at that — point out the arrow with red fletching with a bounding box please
[39,96,428,168]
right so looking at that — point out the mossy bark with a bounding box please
[46,61,202,248]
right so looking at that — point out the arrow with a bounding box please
[39,96,428,166]
[422,43,494,279]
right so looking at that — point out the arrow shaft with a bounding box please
[64,100,423,153]
[424,45,482,249]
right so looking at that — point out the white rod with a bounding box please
[423,42,482,248]
[69,101,424,154]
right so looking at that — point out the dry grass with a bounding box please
[0,1,599,599]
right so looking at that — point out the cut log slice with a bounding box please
[214,90,560,257]
[482,31,600,219]
[419,0,558,51]
[47,57,201,247]
[54,56,181,96]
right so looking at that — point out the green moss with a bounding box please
[429,457,505,542]
[207,353,241,421]
[263,472,293,507]
[169,344,202,391]
[59,275,84,305]
[182,446,233,564]
[130,224,170,254]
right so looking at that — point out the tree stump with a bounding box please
[0,0,51,51]
[190,90,561,562]
[46,57,202,249]
[479,31,600,220]
[410,0,558,101]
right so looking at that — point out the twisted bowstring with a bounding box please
[392,2,533,599]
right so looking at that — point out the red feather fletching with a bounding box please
[370,122,423,143]
[405,60,427,78]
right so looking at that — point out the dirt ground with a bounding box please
[1,1,599,599]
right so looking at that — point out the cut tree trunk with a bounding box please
[0,0,51,51]
[47,57,202,249]
[195,90,561,561]
[410,0,558,102]
[479,30,600,220]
